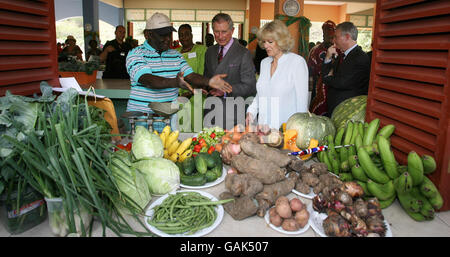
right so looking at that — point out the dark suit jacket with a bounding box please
[322,45,370,115]
[204,38,257,129]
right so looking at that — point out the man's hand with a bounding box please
[176,72,194,93]
[208,74,232,93]
[326,44,338,61]
[209,89,224,97]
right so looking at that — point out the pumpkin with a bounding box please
[285,112,336,149]
[300,138,319,161]
[331,95,367,130]
[284,129,301,152]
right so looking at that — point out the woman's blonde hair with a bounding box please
[257,20,294,52]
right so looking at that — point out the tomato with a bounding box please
[198,138,206,145]
[210,133,216,139]
[192,137,197,142]
[207,146,215,154]
[125,142,132,151]
[193,144,202,153]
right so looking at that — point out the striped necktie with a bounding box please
[218,46,224,63]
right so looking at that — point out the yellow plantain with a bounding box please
[165,130,179,149]
[178,149,193,162]
[175,137,193,156]
[168,140,181,155]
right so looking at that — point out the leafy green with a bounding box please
[58,58,100,75]
[133,157,180,196]
[131,126,164,159]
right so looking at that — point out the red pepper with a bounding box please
[199,138,206,145]
[193,144,202,153]
[192,137,197,142]
[126,142,132,151]
[210,132,216,139]
[207,146,215,154]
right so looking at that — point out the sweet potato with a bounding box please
[240,139,292,167]
[231,154,286,185]
[219,191,258,221]
[255,178,296,217]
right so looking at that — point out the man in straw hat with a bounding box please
[125,12,231,116]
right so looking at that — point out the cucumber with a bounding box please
[210,151,223,168]
[210,165,223,178]
[180,173,207,186]
[194,155,208,174]
[205,170,218,182]
[181,157,195,175]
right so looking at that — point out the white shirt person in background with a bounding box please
[246,20,309,130]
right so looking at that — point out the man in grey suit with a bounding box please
[204,13,257,130]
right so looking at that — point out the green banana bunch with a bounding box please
[421,155,437,174]
[393,172,413,194]
[367,179,396,201]
[407,151,424,186]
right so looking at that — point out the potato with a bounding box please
[281,218,300,231]
[275,196,289,206]
[276,202,292,219]
[289,198,304,212]
[269,208,283,227]
[294,208,310,228]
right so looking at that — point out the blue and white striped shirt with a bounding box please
[126,41,194,113]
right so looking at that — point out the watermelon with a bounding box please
[331,95,367,130]
[286,112,336,149]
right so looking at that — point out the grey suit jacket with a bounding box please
[203,38,257,129]
[204,38,257,98]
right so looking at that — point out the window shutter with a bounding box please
[367,0,450,210]
[0,0,59,96]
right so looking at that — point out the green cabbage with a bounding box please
[110,150,151,211]
[131,126,164,159]
[132,157,180,195]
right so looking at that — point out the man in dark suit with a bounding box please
[321,21,370,116]
[204,13,257,130]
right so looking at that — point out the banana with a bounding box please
[363,118,380,147]
[394,172,413,194]
[174,137,193,156]
[343,121,353,145]
[378,136,399,179]
[161,125,171,136]
[167,140,181,155]
[317,150,324,163]
[348,121,359,157]
[379,194,396,209]
[363,143,379,156]
[428,190,443,210]
[355,134,363,150]
[375,124,395,143]
[169,152,179,162]
[407,151,424,186]
[339,147,349,166]
[163,149,169,159]
[404,208,426,222]
[330,155,340,175]
[339,172,353,182]
[397,191,422,213]
[351,163,368,182]
[357,147,390,184]
[321,150,332,171]
[397,165,408,173]
[348,154,358,168]
[340,160,350,172]
[410,187,435,220]
[334,127,345,146]
[178,149,193,162]
[165,130,179,149]
[419,176,439,198]
[356,181,372,196]
[159,132,167,147]
[326,135,339,174]
[367,179,396,201]
[357,122,364,141]
[153,130,159,136]
[421,155,437,174]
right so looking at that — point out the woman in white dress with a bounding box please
[246,20,309,130]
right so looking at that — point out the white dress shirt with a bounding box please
[247,52,309,129]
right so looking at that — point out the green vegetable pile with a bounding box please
[58,58,100,75]
[147,191,233,235]
[197,126,225,147]
[179,151,223,187]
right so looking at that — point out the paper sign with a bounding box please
[53,77,105,98]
